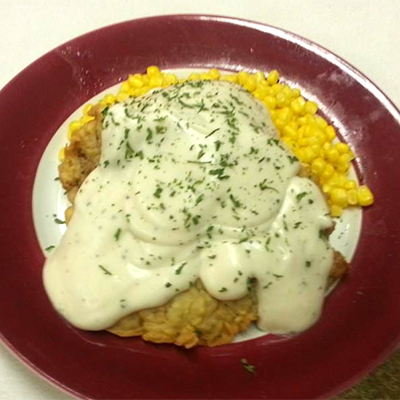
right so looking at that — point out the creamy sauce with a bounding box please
[43,81,333,334]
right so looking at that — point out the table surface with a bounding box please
[1,1,400,399]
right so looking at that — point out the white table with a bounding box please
[1,1,399,399]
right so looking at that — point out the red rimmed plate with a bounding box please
[1,15,400,400]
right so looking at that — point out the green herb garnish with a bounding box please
[175,262,187,275]
[240,358,256,374]
[296,192,307,202]
[98,265,112,275]
[114,228,121,241]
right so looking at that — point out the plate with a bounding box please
[0,15,400,400]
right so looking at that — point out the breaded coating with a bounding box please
[57,102,349,347]
[108,280,258,348]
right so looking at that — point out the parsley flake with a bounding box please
[240,358,256,374]
[98,265,112,275]
[114,228,121,241]
[296,192,307,202]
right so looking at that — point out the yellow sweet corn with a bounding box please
[347,190,358,205]
[330,188,348,207]
[311,158,326,175]
[330,204,343,217]
[304,101,318,115]
[147,65,161,77]
[263,96,276,110]
[209,69,221,80]
[59,147,65,162]
[357,186,374,206]
[266,70,280,85]
[67,66,373,215]
[83,104,92,115]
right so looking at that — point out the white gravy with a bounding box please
[43,81,333,334]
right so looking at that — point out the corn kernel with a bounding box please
[338,174,348,187]
[138,87,150,96]
[220,74,237,83]
[128,88,138,97]
[311,158,326,174]
[347,189,358,205]
[301,125,311,138]
[302,147,316,163]
[304,101,318,115]
[59,147,65,162]
[298,138,309,147]
[243,76,257,92]
[282,136,297,149]
[291,88,301,98]
[344,180,357,190]
[147,66,161,77]
[264,86,274,96]
[253,88,268,100]
[272,83,283,95]
[330,204,343,217]
[129,76,144,88]
[290,97,306,115]
[282,125,298,139]
[331,188,348,207]
[149,76,163,87]
[120,81,131,93]
[338,153,352,166]
[209,69,221,79]
[322,184,331,194]
[325,126,336,141]
[276,92,288,107]
[287,120,299,130]
[330,173,347,188]
[357,185,374,206]
[200,73,212,80]
[307,136,324,146]
[282,86,292,97]
[117,93,129,102]
[104,94,116,105]
[337,163,350,173]
[321,163,335,179]
[334,142,350,154]
[69,120,82,133]
[267,70,280,85]
[263,96,277,110]
[314,115,328,129]
[164,74,178,85]
[256,80,269,91]
[254,71,265,82]
[189,73,201,81]
[312,144,322,157]
[322,142,331,151]
[274,119,286,131]
[83,104,92,115]
[81,115,94,124]
[236,71,250,85]
[325,148,340,163]
[276,107,293,123]
[298,116,308,126]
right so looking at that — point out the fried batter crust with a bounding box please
[58,103,349,347]
[109,280,257,348]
